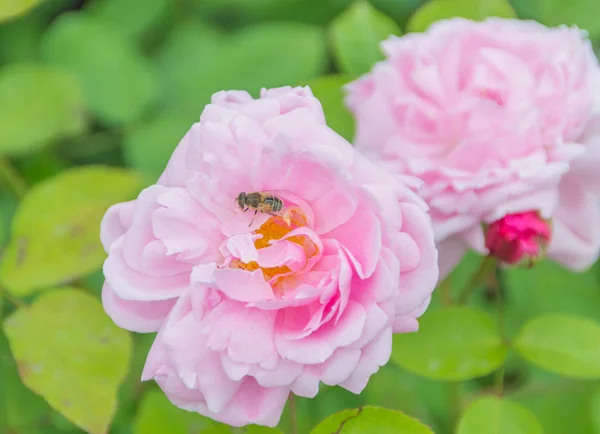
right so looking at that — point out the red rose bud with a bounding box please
[484,211,551,265]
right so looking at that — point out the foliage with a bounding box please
[0,0,599,433]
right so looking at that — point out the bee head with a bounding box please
[236,192,247,210]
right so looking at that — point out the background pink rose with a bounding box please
[101,87,438,426]
[345,17,600,277]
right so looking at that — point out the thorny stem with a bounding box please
[0,157,27,199]
[288,394,298,434]
[457,255,498,304]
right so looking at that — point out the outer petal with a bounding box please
[101,282,176,333]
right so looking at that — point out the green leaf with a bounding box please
[369,0,427,27]
[407,0,516,33]
[514,314,600,379]
[155,19,222,120]
[134,389,215,434]
[512,367,598,434]
[0,327,49,433]
[591,388,600,434]
[301,74,355,141]
[201,424,283,433]
[196,0,350,26]
[0,0,44,23]
[41,13,158,126]
[0,166,142,295]
[0,64,87,155]
[363,364,449,433]
[391,306,507,380]
[457,396,543,434]
[329,0,401,76]
[3,288,132,434]
[223,22,326,96]
[86,0,170,40]
[0,13,43,64]
[503,261,600,337]
[532,0,600,41]
[157,21,326,119]
[124,114,191,180]
[311,406,433,433]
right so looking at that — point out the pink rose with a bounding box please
[101,87,438,426]
[484,211,551,265]
[345,17,600,277]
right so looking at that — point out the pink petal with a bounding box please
[103,237,189,301]
[214,269,275,302]
[101,282,175,332]
[326,210,382,279]
[310,183,358,234]
[340,327,392,394]
[275,301,366,364]
[100,201,135,252]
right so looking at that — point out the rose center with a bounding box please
[230,207,318,286]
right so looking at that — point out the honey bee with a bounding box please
[236,191,286,226]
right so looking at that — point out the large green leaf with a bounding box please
[503,261,600,337]
[512,367,598,434]
[0,64,86,155]
[391,306,507,380]
[457,396,543,434]
[407,0,516,33]
[155,19,222,120]
[201,424,283,433]
[134,389,215,434]
[532,0,600,40]
[157,21,327,119]
[0,327,49,433]
[363,364,449,433]
[86,0,170,40]
[123,114,191,181]
[40,13,158,125]
[0,0,44,23]
[369,0,427,28]
[0,13,43,64]
[3,288,132,434]
[196,0,350,26]
[329,0,401,76]
[514,314,600,378]
[300,74,355,141]
[311,406,433,433]
[0,166,142,295]
[591,388,600,434]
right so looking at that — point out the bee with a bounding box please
[236,191,285,226]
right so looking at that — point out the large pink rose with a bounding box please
[345,17,600,277]
[101,87,438,426]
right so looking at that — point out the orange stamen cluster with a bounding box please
[229,207,318,287]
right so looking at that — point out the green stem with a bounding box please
[288,394,298,434]
[493,265,506,396]
[494,365,505,396]
[440,276,453,306]
[448,382,461,428]
[0,157,27,198]
[457,256,497,304]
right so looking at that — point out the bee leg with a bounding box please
[248,209,258,227]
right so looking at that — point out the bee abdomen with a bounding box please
[266,195,283,212]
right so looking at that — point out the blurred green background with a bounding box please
[1,0,600,433]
